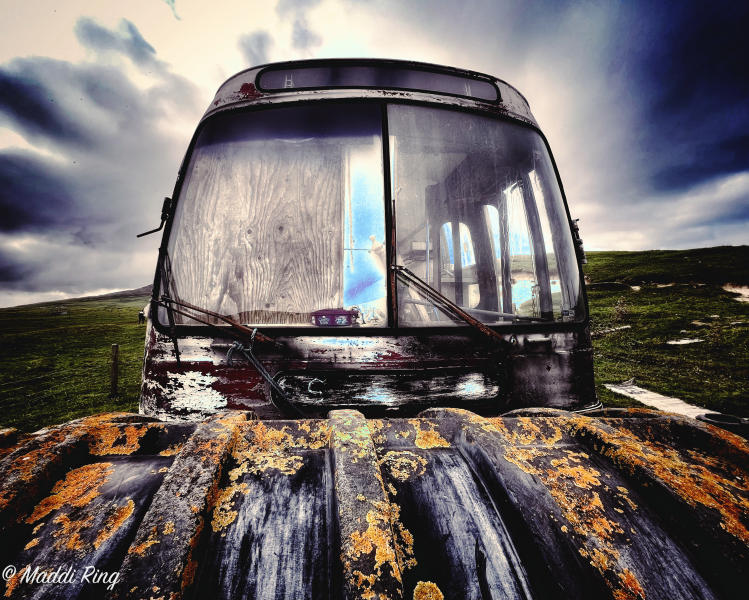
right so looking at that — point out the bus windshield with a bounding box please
[163,102,582,328]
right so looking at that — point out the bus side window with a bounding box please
[439,221,479,308]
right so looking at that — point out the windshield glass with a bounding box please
[165,104,387,327]
[388,104,582,325]
[163,102,583,329]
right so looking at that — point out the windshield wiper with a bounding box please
[156,295,303,417]
[393,265,543,342]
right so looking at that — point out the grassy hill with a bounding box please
[0,246,747,431]
[585,247,749,416]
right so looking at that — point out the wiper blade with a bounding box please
[160,296,274,343]
[156,295,303,417]
[393,265,505,342]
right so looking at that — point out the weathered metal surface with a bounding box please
[1,408,747,599]
[202,60,538,129]
[140,322,597,420]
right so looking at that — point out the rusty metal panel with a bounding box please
[1,409,746,599]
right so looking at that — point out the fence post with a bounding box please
[110,343,119,398]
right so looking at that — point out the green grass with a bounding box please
[0,245,747,431]
[585,247,749,416]
[0,296,148,432]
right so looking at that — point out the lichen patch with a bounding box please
[27,462,115,523]
[379,451,427,481]
[94,498,135,549]
[410,420,450,449]
[413,581,444,600]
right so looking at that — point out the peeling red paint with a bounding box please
[239,82,262,100]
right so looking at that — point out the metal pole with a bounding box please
[110,343,119,398]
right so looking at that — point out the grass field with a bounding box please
[585,246,749,415]
[0,296,147,432]
[0,245,747,431]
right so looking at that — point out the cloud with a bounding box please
[276,0,322,17]
[0,66,91,147]
[292,17,322,50]
[75,18,159,70]
[238,31,273,66]
[0,152,77,233]
[274,0,324,52]
[0,18,202,306]
[161,0,181,20]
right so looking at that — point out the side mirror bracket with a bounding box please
[137,197,172,238]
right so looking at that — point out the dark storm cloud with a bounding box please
[0,18,201,303]
[0,67,90,147]
[239,31,273,66]
[0,152,77,233]
[0,250,30,284]
[75,18,159,69]
[615,1,749,193]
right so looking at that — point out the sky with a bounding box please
[0,0,747,307]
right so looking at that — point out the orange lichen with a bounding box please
[181,518,203,590]
[566,415,749,545]
[27,462,114,523]
[614,569,646,600]
[94,499,135,549]
[413,581,445,600]
[379,451,427,481]
[51,512,94,551]
[211,483,248,533]
[499,432,638,600]
[163,520,175,535]
[1,429,69,490]
[129,525,160,556]
[344,498,416,594]
[88,421,162,456]
[410,420,450,449]
[228,421,327,476]
[158,443,183,457]
[4,565,27,598]
[24,538,39,550]
[489,416,564,446]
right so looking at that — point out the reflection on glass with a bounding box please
[389,104,582,326]
[166,104,386,327]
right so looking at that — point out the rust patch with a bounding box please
[27,462,114,523]
[238,82,262,99]
[413,581,445,600]
[94,498,135,549]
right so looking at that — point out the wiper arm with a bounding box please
[159,296,274,343]
[393,265,506,342]
[156,295,303,417]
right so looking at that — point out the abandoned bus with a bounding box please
[140,59,597,420]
